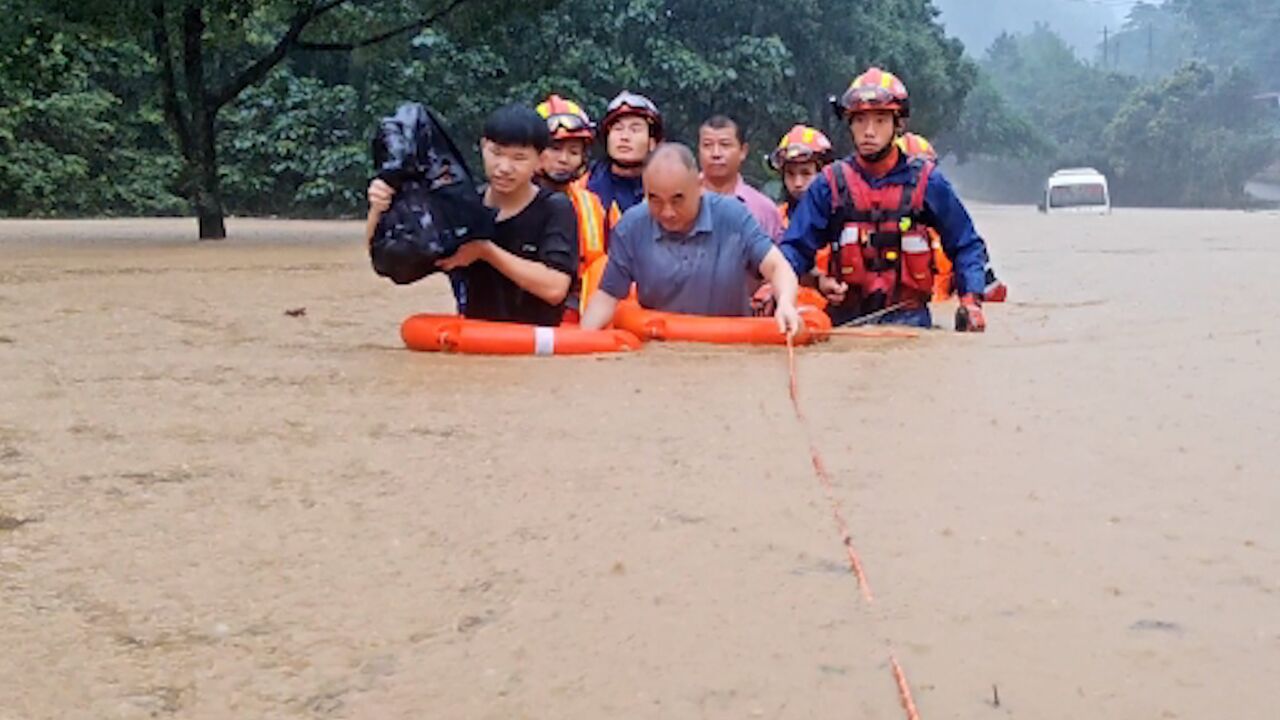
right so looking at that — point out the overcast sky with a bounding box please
[933,0,1138,58]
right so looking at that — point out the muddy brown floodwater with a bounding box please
[1,209,1278,719]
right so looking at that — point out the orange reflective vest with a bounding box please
[566,186,608,313]
[824,158,936,306]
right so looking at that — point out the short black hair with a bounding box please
[700,114,745,145]
[482,103,550,152]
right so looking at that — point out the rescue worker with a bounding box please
[699,115,784,240]
[895,132,1008,303]
[769,124,835,227]
[780,68,992,331]
[757,124,835,313]
[587,91,663,229]
[534,94,609,320]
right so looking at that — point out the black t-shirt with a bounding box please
[462,188,578,326]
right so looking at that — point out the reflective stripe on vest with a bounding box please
[568,187,608,315]
[569,188,606,268]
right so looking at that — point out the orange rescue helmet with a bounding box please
[536,94,595,142]
[897,132,937,161]
[768,124,834,172]
[832,67,911,120]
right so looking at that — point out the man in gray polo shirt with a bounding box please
[580,143,801,336]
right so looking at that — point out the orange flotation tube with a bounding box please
[402,315,642,355]
[613,301,832,346]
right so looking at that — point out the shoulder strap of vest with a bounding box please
[842,162,876,210]
[822,162,854,214]
[895,157,935,218]
[909,159,934,213]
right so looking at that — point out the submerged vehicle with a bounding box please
[1039,168,1111,214]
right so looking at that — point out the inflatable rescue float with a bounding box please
[612,301,832,346]
[401,315,642,356]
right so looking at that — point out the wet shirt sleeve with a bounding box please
[739,204,776,275]
[539,193,579,277]
[780,174,836,275]
[598,212,638,299]
[921,170,990,296]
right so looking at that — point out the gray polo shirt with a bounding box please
[598,193,774,316]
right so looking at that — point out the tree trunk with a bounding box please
[195,192,226,240]
[192,118,226,240]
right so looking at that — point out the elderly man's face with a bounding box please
[644,160,703,235]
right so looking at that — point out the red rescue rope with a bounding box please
[785,336,922,720]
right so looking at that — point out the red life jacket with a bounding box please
[823,158,936,307]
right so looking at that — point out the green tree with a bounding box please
[0,11,182,216]
[939,70,1051,164]
[219,69,367,216]
[2,0,979,222]
[1105,1,1193,79]
[982,25,1136,168]
[362,0,976,182]
[1104,62,1277,206]
[1166,0,1280,81]
[20,0,499,237]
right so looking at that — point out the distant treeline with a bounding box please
[1,0,1276,236]
[940,0,1280,207]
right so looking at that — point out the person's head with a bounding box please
[698,115,748,185]
[482,103,550,195]
[643,143,703,235]
[602,91,663,168]
[535,94,595,185]
[832,67,910,162]
[768,124,834,201]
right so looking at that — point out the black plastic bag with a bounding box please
[369,103,494,285]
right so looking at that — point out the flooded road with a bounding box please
[1,208,1277,719]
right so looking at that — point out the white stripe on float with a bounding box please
[534,326,555,356]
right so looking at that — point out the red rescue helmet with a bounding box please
[602,90,664,142]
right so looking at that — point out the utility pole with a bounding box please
[1152,22,1162,77]
[1102,26,1110,69]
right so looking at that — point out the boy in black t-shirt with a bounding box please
[368,104,578,326]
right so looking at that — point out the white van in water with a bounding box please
[1040,168,1111,214]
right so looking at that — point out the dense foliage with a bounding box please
[0,0,973,236]
[1,0,1276,235]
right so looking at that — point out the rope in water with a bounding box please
[785,335,922,720]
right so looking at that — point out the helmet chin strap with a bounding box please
[858,141,895,163]
[541,164,587,185]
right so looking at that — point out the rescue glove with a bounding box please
[751,283,776,317]
[955,293,986,333]
[983,267,1008,303]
